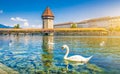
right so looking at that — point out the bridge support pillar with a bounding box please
[42,32,54,36]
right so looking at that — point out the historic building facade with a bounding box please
[54,22,73,28]
[41,7,120,31]
[42,7,54,29]
[54,16,120,29]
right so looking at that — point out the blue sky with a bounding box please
[0,0,120,28]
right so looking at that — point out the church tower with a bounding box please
[42,7,54,29]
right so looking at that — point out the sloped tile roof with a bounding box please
[42,7,54,17]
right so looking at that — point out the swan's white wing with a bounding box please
[67,55,86,62]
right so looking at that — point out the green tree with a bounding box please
[14,24,20,29]
[71,23,77,28]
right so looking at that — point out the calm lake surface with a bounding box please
[0,35,120,74]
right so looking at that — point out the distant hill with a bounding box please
[0,24,12,28]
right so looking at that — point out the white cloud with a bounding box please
[11,18,15,21]
[31,24,41,28]
[31,25,35,27]
[11,17,29,27]
[24,22,29,27]
[10,17,27,22]
[0,10,3,14]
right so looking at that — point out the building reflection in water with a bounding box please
[42,36,54,72]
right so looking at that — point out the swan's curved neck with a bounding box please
[64,46,69,59]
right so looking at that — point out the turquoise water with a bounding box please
[0,35,120,74]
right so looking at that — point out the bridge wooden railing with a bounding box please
[0,28,108,34]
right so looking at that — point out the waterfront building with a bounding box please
[54,22,74,28]
[54,16,120,29]
[42,7,54,29]
[109,16,120,28]
[77,17,110,28]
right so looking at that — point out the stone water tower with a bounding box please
[42,7,54,29]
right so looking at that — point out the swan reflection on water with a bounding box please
[64,60,104,73]
[64,60,85,70]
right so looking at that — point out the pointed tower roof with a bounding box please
[42,7,54,17]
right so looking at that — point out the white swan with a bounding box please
[100,41,105,46]
[9,40,12,46]
[61,45,93,63]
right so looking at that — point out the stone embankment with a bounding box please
[0,63,19,74]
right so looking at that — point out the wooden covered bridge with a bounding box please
[0,28,108,36]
